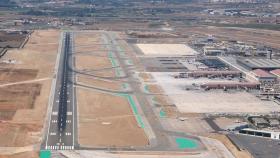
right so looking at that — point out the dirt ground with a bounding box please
[0,31,27,48]
[0,30,59,152]
[0,151,38,158]
[75,33,103,45]
[138,72,152,82]
[0,69,38,84]
[75,55,113,71]
[146,84,163,94]
[153,95,177,118]
[77,75,122,90]
[0,123,41,147]
[75,57,115,77]
[76,32,147,147]
[78,88,148,147]
[74,33,117,78]
[182,26,280,49]
[2,30,59,78]
[0,84,41,120]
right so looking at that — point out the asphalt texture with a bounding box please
[228,133,280,158]
[43,32,76,150]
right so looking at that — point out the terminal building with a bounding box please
[203,46,226,56]
[250,69,277,82]
[237,59,280,71]
[239,128,280,140]
[270,69,280,80]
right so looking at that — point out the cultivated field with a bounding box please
[0,30,60,156]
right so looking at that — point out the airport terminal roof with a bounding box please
[237,59,280,70]
[270,69,280,77]
[251,69,275,78]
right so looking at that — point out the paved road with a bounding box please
[43,32,76,150]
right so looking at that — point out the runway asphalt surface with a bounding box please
[43,32,76,150]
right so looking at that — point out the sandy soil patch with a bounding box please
[0,31,27,48]
[0,151,38,158]
[77,76,122,90]
[28,30,59,45]
[75,45,105,53]
[0,84,41,120]
[75,33,103,45]
[2,30,59,78]
[75,55,115,77]
[0,69,38,84]
[78,88,148,147]
[0,123,41,147]
[136,44,198,56]
[75,55,112,70]
[153,95,177,118]
[146,84,163,93]
[139,72,152,82]
[0,30,59,149]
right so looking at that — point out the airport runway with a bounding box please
[43,32,76,150]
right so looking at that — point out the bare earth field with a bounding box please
[0,30,60,156]
[0,31,27,48]
[182,26,280,49]
[138,72,153,82]
[75,55,112,71]
[146,84,163,94]
[153,95,177,118]
[76,32,148,147]
[0,69,38,84]
[77,75,122,90]
[0,84,41,120]
[78,89,148,147]
[0,151,38,158]
[75,54,115,78]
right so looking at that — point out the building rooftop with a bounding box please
[251,69,275,78]
[237,59,280,70]
[251,117,269,124]
[270,69,280,77]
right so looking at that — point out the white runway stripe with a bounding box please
[50,132,56,136]
[52,111,58,115]
[65,132,72,136]
[54,145,74,150]
[51,120,57,123]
